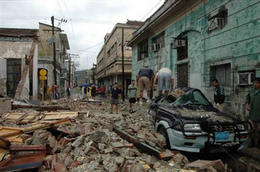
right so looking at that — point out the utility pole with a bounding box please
[51,16,57,85]
[67,54,79,87]
[92,64,96,84]
[121,27,125,101]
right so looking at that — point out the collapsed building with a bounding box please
[0,22,71,103]
[0,28,38,100]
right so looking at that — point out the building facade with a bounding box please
[38,23,70,97]
[64,60,76,87]
[75,69,94,86]
[0,28,38,100]
[129,0,260,119]
[96,20,143,94]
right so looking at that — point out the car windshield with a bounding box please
[173,90,210,106]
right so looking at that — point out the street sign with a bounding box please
[47,35,56,44]
[39,76,47,80]
[39,69,47,76]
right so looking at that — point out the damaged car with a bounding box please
[148,88,251,153]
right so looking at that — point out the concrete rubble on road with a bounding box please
[0,97,230,171]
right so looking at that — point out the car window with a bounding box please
[172,90,210,106]
[193,91,210,105]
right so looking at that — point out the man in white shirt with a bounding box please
[153,67,174,97]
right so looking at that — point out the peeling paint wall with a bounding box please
[131,0,260,119]
[0,58,7,96]
[0,41,38,99]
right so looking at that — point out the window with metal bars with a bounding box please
[137,39,148,61]
[177,37,188,61]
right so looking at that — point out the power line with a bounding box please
[140,0,163,21]
[0,0,32,1]
[61,0,76,40]
[76,42,103,52]
[56,0,65,19]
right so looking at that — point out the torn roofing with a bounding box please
[0,28,38,38]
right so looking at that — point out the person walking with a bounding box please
[245,77,260,148]
[136,66,154,104]
[66,85,71,98]
[212,79,225,104]
[92,85,96,98]
[110,82,121,114]
[153,67,174,97]
[128,80,137,113]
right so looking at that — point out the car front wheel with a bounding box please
[158,126,170,149]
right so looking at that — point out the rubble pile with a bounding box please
[0,98,227,171]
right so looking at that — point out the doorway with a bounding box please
[6,59,21,98]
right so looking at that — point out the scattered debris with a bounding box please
[0,96,248,171]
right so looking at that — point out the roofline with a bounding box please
[0,28,38,39]
[0,28,38,31]
[39,22,61,31]
[96,21,143,62]
[104,23,141,44]
[128,0,181,46]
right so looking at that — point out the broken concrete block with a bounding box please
[185,159,226,172]
[115,157,124,165]
[64,156,73,167]
[128,163,144,172]
[48,134,58,152]
[70,160,80,169]
[88,131,107,143]
[168,153,189,168]
[76,156,86,164]
[111,142,124,148]
[160,149,177,159]
[103,158,118,172]
[98,143,106,150]
[24,137,33,145]
[0,98,11,114]
[72,135,85,147]
[152,161,161,169]
[54,162,68,172]
[104,147,113,154]
[32,130,49,145]
[43,155,53,170]
[83,140,94,155]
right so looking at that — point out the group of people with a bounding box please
[110,66,175,114]
[109,66,259,148]
[213,77,260,148]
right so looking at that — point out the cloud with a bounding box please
[0,0,164,70]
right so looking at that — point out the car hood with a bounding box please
[173,106,237,123]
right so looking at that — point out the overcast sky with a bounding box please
[0,0,164,70]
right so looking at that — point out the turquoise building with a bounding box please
[128,0,260,118]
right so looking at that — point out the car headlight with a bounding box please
[236,124,245,131]
[184,124,201,131]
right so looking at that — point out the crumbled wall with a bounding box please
[0,58,7,96]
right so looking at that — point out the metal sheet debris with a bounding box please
[0,145,46,172]
[4,111,78,123]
